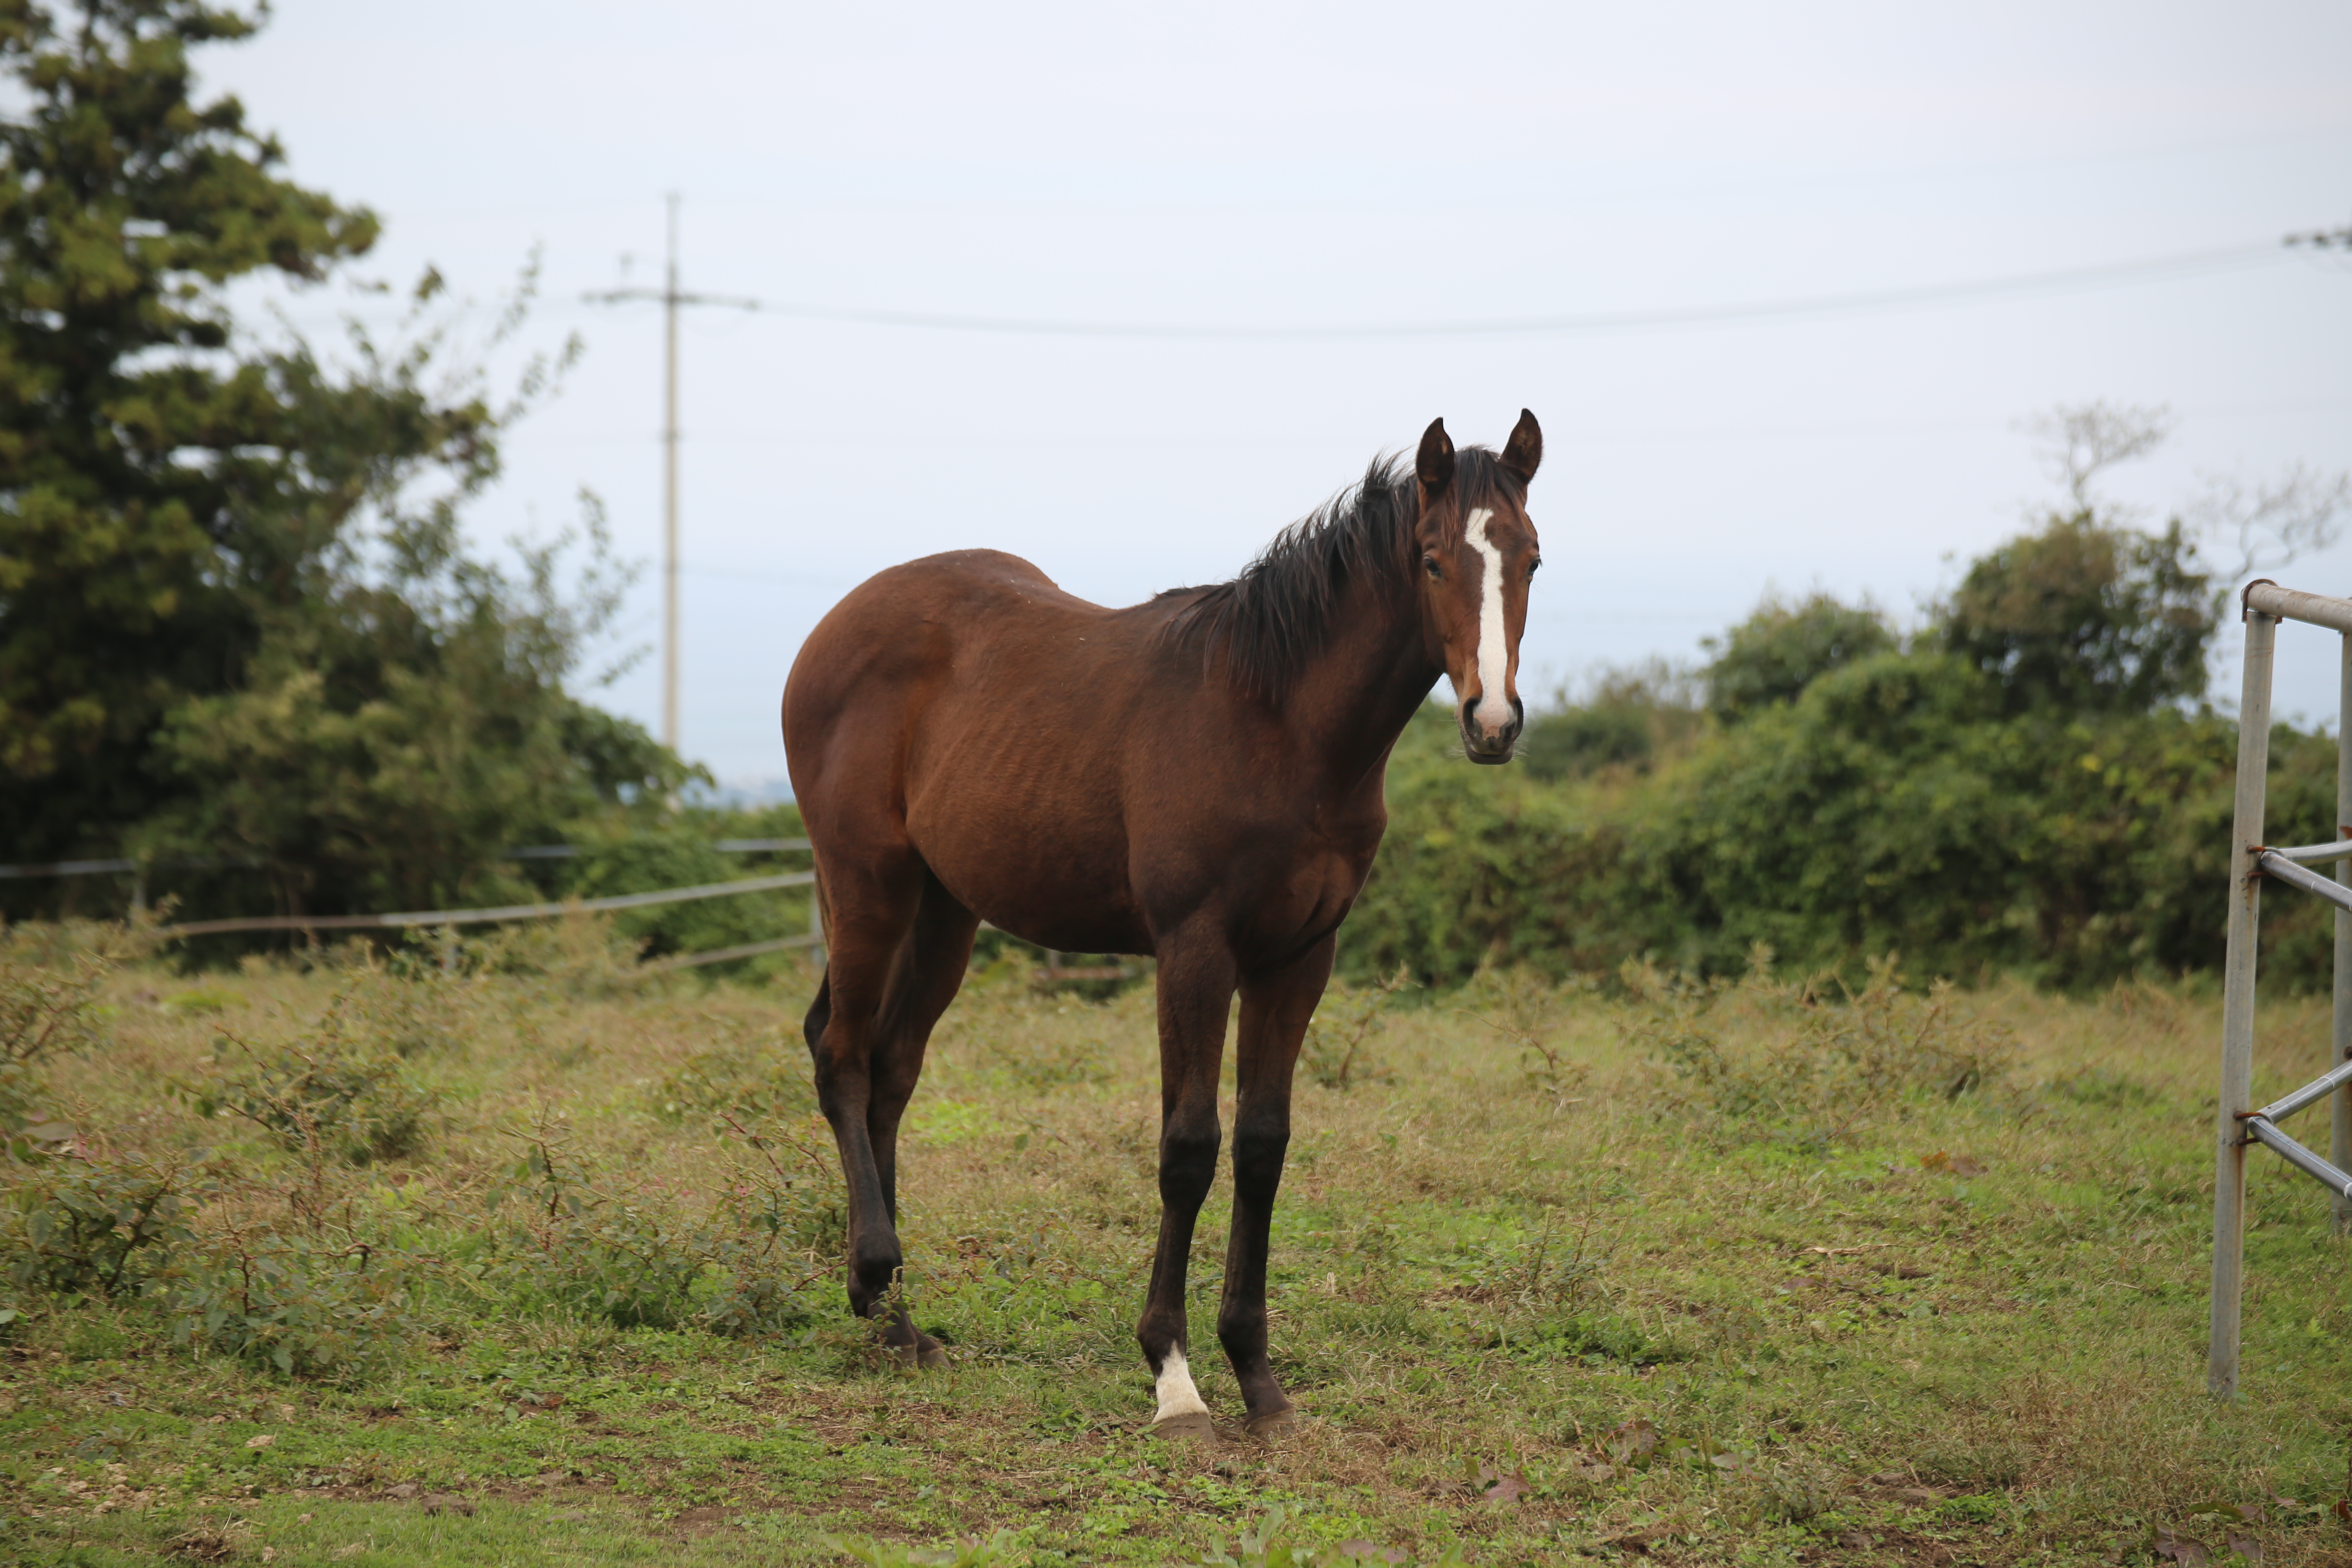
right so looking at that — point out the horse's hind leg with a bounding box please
[861,873,979,1363]
[805,854,931,1352]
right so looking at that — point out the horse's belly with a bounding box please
[909,803,1152,956]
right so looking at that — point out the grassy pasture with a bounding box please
[4,931,2350,1567]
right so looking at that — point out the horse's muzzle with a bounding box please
[1459,698,1522,765]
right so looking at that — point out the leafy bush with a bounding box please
[1703,591,1895,725]
[653,1031,816,1123]
[157,1225,424,1378]
[334,952,476,1058]
[1298,967,1412,1090]
[1616,653,2329,987]
[564,827,808,961]
[1343,706,1633,983]
[0,920,132,1133]
[1520,661,1703,780]
[0,924,119,1068]
[2,1146,213,1299]
[1631,951,2016,1136]
[196,1004,442,1165]
[444,913,648,998]
[482,1119,840,1335]
[1346,653,2338,992]
[1938,514,2213,716]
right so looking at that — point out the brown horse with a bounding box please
[782,412,1541,1437]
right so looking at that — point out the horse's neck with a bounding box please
[1280,573,1437,789]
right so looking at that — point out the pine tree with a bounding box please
[0,0,680,921]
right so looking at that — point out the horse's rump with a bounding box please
[785,548,1170,953]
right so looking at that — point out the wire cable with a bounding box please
[720,241,2291,341]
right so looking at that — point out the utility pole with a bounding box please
[586,194,758,754]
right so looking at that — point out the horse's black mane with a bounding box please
[1156,445,1520,702]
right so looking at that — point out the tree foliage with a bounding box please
[1,0,384,832]
[1347,439,2342,992]
[0,0,683,922]
[1702,591,1895,725]
[1517,662,1701,780]
[1935,515,2214,717]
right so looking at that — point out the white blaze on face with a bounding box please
[1463,507,1513,733]
[1153,1345,1209,1423]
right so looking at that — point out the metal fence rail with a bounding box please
[4,839,814,879]
[2208,578,2352,1401]
[155,871,818,938]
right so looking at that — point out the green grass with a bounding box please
[4,934,2351,1566]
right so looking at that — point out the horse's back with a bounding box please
[789,550,1090,739]
[784,550,1160,947]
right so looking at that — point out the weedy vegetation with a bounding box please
[0,922,2348,1567]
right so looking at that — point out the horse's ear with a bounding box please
[1501,408,1541,484]
[1416,418,1454,497]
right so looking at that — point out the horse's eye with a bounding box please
[1422,555,1441,579]
[1530,557,1542,576]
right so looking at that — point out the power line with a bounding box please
[729,240,2289,341]
[296,234,2317,346]
[502,392,2352,454]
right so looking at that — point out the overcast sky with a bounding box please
[206,1,2351,785]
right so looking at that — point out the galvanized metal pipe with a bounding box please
[156,870,817,938]
[2255,850,2352,914]
[2245,579,2352,636]
[2243,1116,2352,1200]
[2337,631,2352,1234]
[2264,840,2352,865]
[2250,1057,2352,1125]
[2210,608,2275,1401]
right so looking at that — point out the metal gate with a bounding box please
[2209,579,2352,1399]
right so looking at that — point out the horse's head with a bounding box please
[1412,411,1542,765]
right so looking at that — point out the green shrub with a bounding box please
[196,1007,441,1165]
[1631,951,2015,1136]
[483,1120,840,1334]
[157,1226,425,1378]
[565,827,808,962]
[445,913,647,998]
[653,1032,815,1123]
[1520,661,1704,780]
[0,920,133,1134]
[1345,658,2338,993]
[1703,591,1896,725]
[2,1146,213,1299]
[1299,967,1412,1090]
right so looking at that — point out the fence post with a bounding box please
[809,876,826,972]
[2336,632,2352,1238]
[2210,606,2276,1399]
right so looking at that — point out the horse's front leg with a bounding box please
[1217,935,1334,1436]
[1139,931,1238,1440]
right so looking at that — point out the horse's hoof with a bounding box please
[875,1332,948,1371]
[1152,1411,1217,1444]
[1243,1407,1298,1439]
